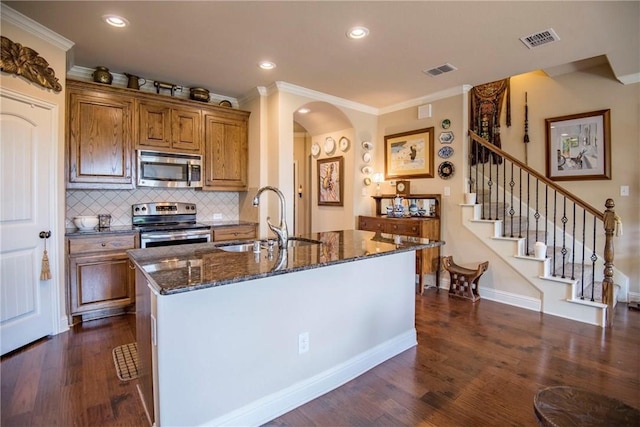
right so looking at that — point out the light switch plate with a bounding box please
[443,186,451,196]
[620,185,629,196]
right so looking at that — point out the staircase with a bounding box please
[462,131,628,327]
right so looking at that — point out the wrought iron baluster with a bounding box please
[533,178,542,247]
[552,190,557,277]
[580,209,586,299]
[509,164,515,237]
[488,159,494,220]
[561,196,568,279]
[503,160,507,236]
[591,217,597,302]
[518,169,523,238]
[481,157,486,220]
[526,173,531,253]
[570,202,576,280]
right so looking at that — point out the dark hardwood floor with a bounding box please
[2,289,638,426]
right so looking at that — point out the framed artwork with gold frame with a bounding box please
[384,127,434,179]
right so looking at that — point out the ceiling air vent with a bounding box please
[520,28,560,49]
[423,63,458,77]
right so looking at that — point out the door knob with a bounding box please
[39,231,51,239]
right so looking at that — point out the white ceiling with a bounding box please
[3,1,639,114]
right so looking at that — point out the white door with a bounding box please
[0,89,57,355]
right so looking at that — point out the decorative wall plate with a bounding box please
[363,152,371,163]
[324,137,336,154]
[362,141,373,151]
[438,161,455,179]
[339,136,350,152]
[311,142,321,157]
[437,146,454,159]
[439,131,454,144]
[361,166,373,175]
[363,177,372,186]
[441,119,451,129]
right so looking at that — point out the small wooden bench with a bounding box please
[442,256,488,302]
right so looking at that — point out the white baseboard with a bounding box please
[628,291,640,303]
[480,287,542,312]
[205,329,417,427]
[57,315,69,335]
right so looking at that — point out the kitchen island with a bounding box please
[128,230,442,427]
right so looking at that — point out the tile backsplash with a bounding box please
[66,189,238,228]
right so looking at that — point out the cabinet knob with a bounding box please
[101,242,106,247]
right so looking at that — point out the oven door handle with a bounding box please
[142,231,210,240]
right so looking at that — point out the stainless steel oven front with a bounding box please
[140,228,211,248]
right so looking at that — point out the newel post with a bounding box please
[602,199,616,327]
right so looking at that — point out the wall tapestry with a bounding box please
[0,36,62,92]
[469,78,511,165]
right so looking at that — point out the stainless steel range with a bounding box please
[132,202,211,248]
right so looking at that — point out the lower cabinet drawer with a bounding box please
[212,224,257,242]
[68,233,136,254]
[386,222,421,237]
[358,217,385,232]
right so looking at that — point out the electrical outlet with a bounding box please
[298,332,309,354]
[213,213,223,220]
[620,185,629,196]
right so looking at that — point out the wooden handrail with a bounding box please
[468,130,604,220]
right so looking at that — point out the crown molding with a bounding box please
[237,82,473,117]
[0,4,74,51]
[378,85,472,115]
[274,81,379,115]
[617,73,640,85]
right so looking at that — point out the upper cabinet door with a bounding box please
[138,101,172,150]
[203,114,248,191]
[67,83,135,189]
[138,100,201,153]
[171,107,201,152]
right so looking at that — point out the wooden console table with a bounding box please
[358,194,441,294]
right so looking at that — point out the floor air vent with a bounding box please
[520,28,560,48]
[423,63,458,77]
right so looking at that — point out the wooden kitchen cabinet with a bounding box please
[212,223,257,241]
[66,232,138,324]
[358,193,441,294]
[202,112,250,191]
[138,100,202,153]
[66,80,135,189]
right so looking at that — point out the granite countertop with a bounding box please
[65,225,138,237]
[128,229,444,295]
[200,220,258,228]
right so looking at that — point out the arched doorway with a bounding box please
[293,102,353,234]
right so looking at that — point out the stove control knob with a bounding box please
[134,207,139,212]
[141,206,147,211]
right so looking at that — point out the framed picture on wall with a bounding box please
[545,109,611,181]
[317,156,344,206]
[384,127,434,179]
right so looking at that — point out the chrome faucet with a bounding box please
[252,186,289,249]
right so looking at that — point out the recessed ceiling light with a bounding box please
[258,61,276,70]
[297,108,310,114]
[346,26,369,40]
[102,14,129,28]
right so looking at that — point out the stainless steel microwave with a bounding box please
[137,150,203,188]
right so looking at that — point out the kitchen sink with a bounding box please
[217,237,322,252]
[217,242,255,252]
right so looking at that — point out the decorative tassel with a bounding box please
[40,238,51,281]
[614,214,623,237]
